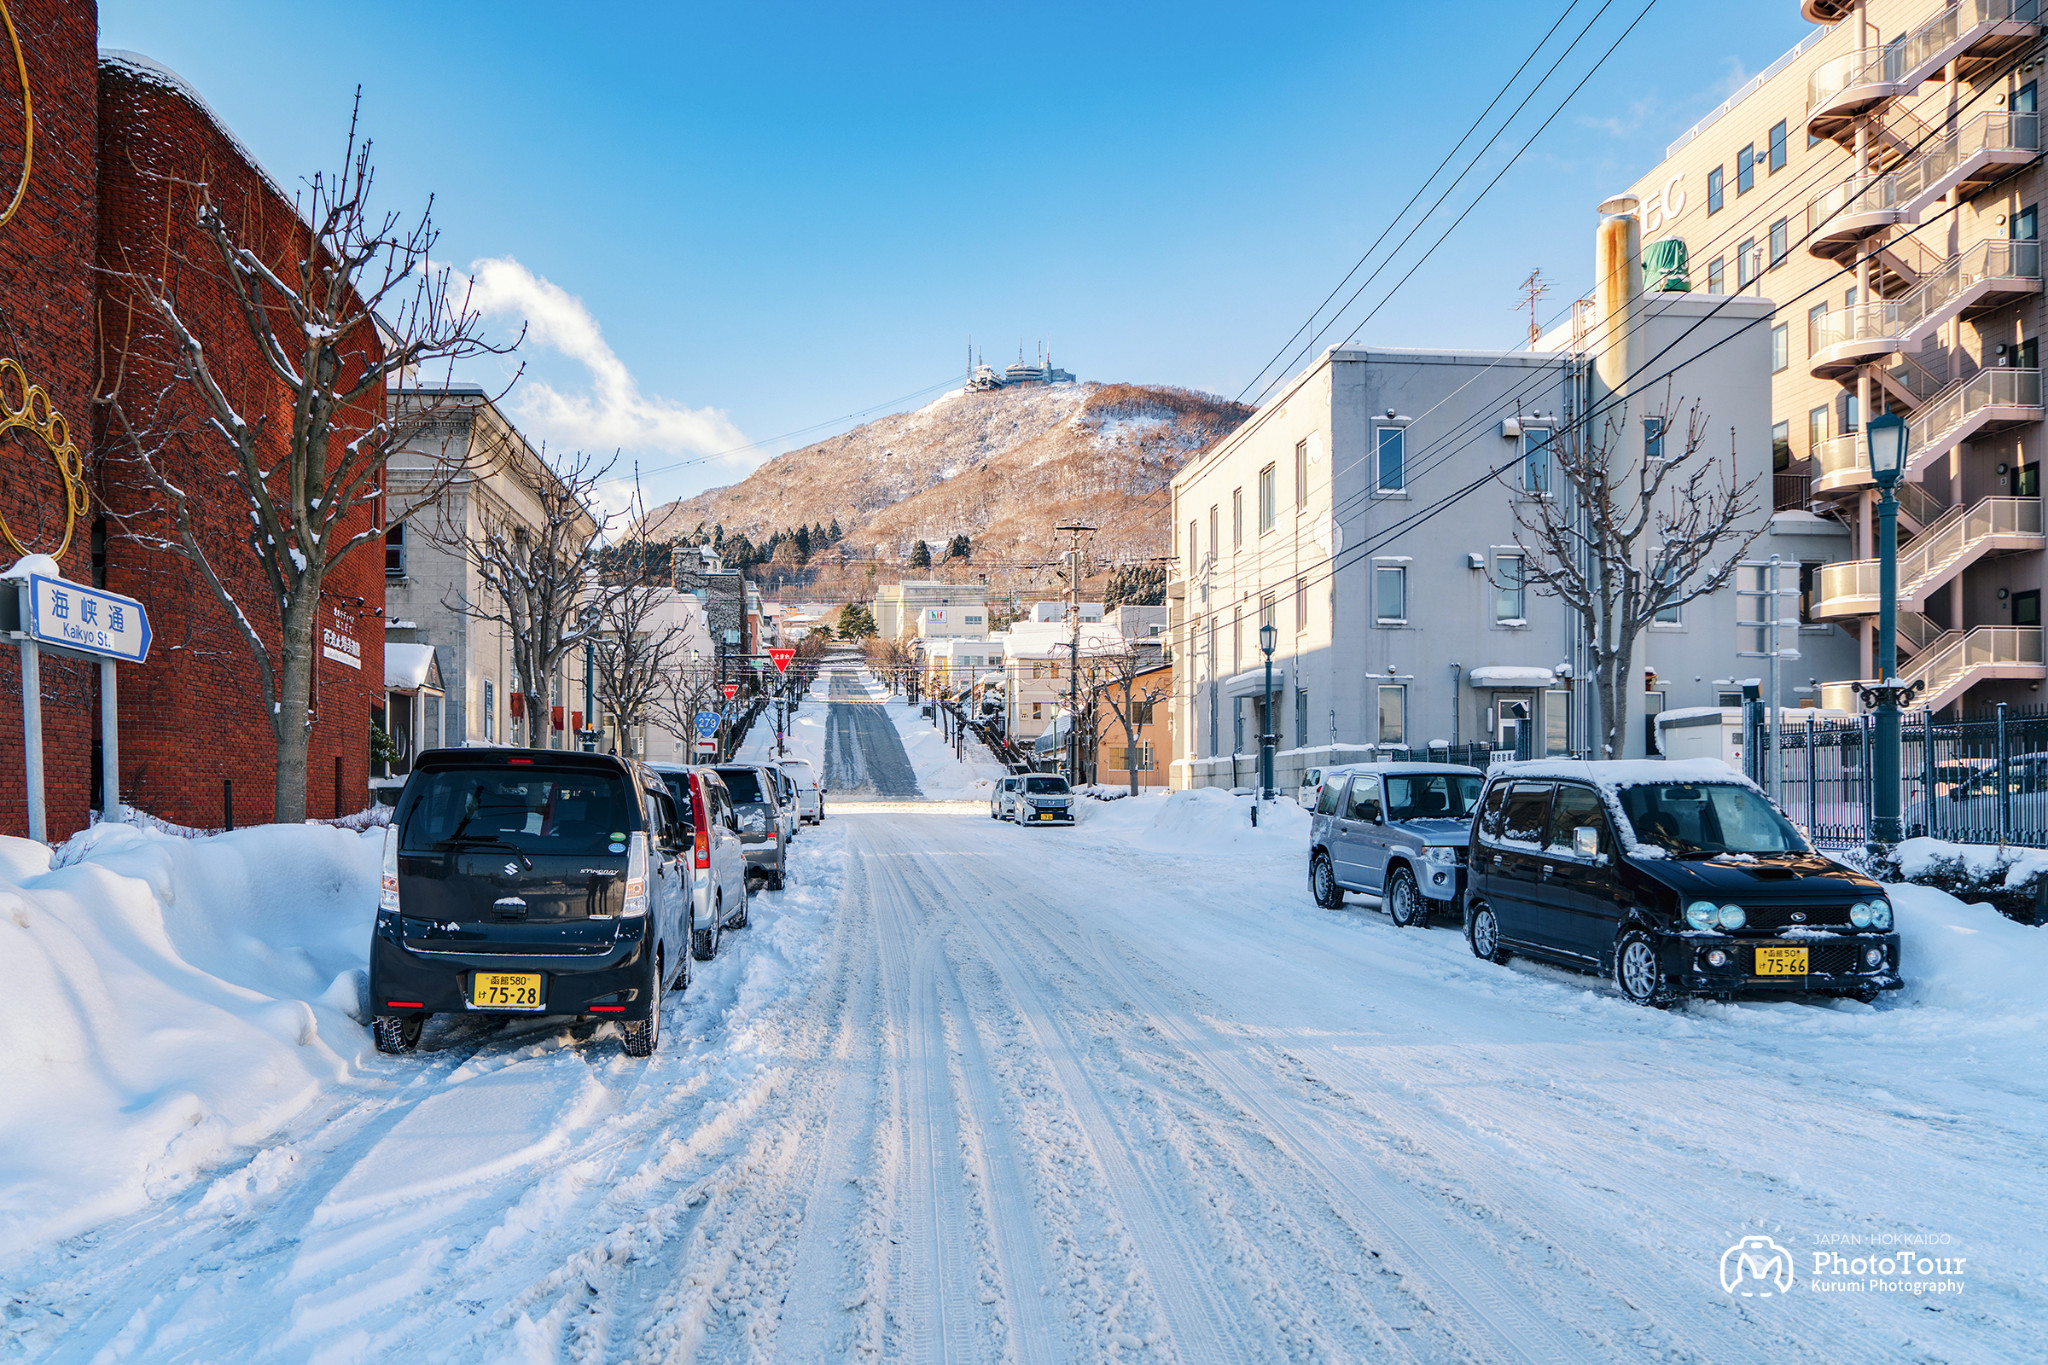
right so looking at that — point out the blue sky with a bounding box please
[100,0,1815,504]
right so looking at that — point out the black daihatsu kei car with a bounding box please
[368,748,701,1057]
[1462,760,1903,1006]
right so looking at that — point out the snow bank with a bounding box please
[884,696,1006,801]
[1889,882,2048,1016]
[1072,787,1309,855]
[1891,836,2048,889]
[0,822,380,1253]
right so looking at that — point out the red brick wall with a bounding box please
[0,0,101,839]
[93,55,385,830]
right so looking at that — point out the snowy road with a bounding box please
[9,666,2044,1361]
[821,668,924,800]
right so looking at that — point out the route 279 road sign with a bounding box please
[693,711,720,738]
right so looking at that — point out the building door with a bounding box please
[1495,696,1534,759]
[2015,590,2041,627]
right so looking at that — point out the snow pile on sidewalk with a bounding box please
[1072,786,1310,856]
[1889,881,2048,1015]
[0,822,379,1253]
[884,696,1006,800]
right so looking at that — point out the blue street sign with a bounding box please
[26,574,151,663]
[694,710,720,738]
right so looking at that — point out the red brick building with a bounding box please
[0,1,383,839]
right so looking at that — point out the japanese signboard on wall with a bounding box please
[25,574,151,663]
[322,604,361,670]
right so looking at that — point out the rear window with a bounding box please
[1023,776,1070,794]
[401,767,633,856]
[718,768,767,804]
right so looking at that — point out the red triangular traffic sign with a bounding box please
[721,683,740,700]
[769,647,795,674]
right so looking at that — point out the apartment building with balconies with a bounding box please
[1623,0,2048,714]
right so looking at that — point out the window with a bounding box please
[1737,238,1757,288]
[1736,143,1754,193]
[1208,505,1218,562]
[1295,576,1308,630]
[385,520,406,578]
[1377,685,1406,745]
[1769,217,1788,267]
[2014,203,2038,241]
[1706,257,1724,294]
[1652,560,1680,625]
[1233,608,1242,670]
[483,679,495,743]
[1295,438,1309,508]
[1772,420,1791,470]
[1033,701,1043,720]
[1844,285,1857,309]
[2019,337,2039,371]
[1295,688,1308,747]
[1545,693,1573,757]
[1707,166,1724,214]
[2017,80,2038,114]
[2015,590,2042,626]
[1495,553,1525,622]
[1258,464,1277,533]
[1232,489,1243,548]
[1523,427,1552,493]
[1187,519,1198,572]
[1808,300,1828,354]
[1377,426,1406,492]
[1799,561,1823,624]
[1809,405,1828,453]
[1644,416,1665,461]
[1768,119,1787,172]
[1258,592,1275,635]
[1838,390,1860,435]
[1050,661,1059,680]
[965,614,982,625]
[1374,565,1407,623]
[1032,662,1043,680]
[1771,324,1788,373]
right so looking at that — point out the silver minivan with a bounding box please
[990,774,1022,820]
[1308,763,1485,926]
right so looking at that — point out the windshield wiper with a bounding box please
[432,834,533,869]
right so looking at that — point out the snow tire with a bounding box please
[373,1014,422,1054]
[622,954,661,1058]
[1386,866,1424,928]
[694,897,722,960]
[1466,902,1510,964]
[1614,928,1677,1008]
[1311,852,1345,909]
[730,880,752,929]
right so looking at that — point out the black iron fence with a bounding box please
[1763,706,2048,849]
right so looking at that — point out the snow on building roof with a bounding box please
[1467,665,1558,687]
[385,643,439,692]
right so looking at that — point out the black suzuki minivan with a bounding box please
[1462,760,1903,1006]
[369,748,699,1057]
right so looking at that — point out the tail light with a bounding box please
[380,826,400,911]
[622,833,649,917]
[691,776,712,870]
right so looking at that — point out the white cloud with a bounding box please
[464,256,748,470]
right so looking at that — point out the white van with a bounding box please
[778,758,825,824]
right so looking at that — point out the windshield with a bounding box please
[1384,773,1483,821]
[1023,776,1070,794]
[1617,783,1805,856]
[401,768,632,856]
[718,768,767,805]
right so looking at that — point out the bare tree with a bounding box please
[1508,400,1761,759]
[102,96,517,820]
[433,446,622,749]
[1091,645,1171,797]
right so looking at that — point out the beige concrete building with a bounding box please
[1620,0,2047,714]
[872,581,989,642]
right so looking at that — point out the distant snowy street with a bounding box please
[4,667,2044,1362]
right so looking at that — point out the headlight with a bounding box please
[1717,903,1747,930]
[1423,846,1457,865]
[1686,900,1719,931]
[1864,946,1885,967]
[1849,901,1873,928]
[1870,899,1892,930]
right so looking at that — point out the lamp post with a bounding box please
[1258,621,1277,801]
[1862,410,1920,847]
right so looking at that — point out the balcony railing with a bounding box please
[1774,472,1813,511]
[1816,496,2044,614]
[1810,1,2040,118]
[1815,370,2042,493]
[1903,625,2046,708]
[1810,239,2041,370]
[1806,113,2041,252]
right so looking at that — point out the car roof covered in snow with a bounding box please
[1325,762,1485,779]
[1487,758,1756,790]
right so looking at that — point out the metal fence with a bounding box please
[1765,706,2048,848]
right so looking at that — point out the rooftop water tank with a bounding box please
[1643,237,1690,292]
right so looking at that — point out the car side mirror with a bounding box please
[1573,826,1600,859]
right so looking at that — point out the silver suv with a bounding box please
[1308,763,1484,926]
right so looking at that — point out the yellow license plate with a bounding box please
[470,971,544,1008]
[1755,946,1809,977]
[1038,812,1058,820]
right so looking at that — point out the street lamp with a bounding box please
[1860,410,1922,847]
[1258,621,1278,801]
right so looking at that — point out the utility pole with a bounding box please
[1516,268,1552,349]
[1056,522,1096,783]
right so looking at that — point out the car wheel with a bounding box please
[670,934,692,991]
[766,867,784,892]
[622,953,661,1057]
[1386,866,1424,928]
[373,1014,422,1054]
[695,896,722,960]
[1310,852,1345,909]
[1614,929,1675,1007]
[731,880,752,929]
[1466,901,1510,964]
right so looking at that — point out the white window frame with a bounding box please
[1494,551,1526,625]
[1375,425,1406,493]
[1521,428,1553,495]
[1374,563,1408,624]
[1377,684,1407,746]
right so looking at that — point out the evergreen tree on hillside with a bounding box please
[812,521,827,548]
[1104,563,1167,608]
[946,533,971,562]
[725,533,755,566]
[828,517,842,541]
[910,540,932,568]
[794,524,812,560]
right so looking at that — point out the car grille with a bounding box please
[1749,942,1867,975]
[1744,904,1856,932]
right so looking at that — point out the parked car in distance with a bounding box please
[1908,752,2048,837]
[768,765,800,843]
[1297,765,1328,813]
[779,758,825,824]
[1462,759,1903,1006]
[650,763,752,957]
[991,774,1022,820]
[1012,773,1075,825]
[714,763,789,890]
[369,748,701,1059]
[1309,763,1483,925]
